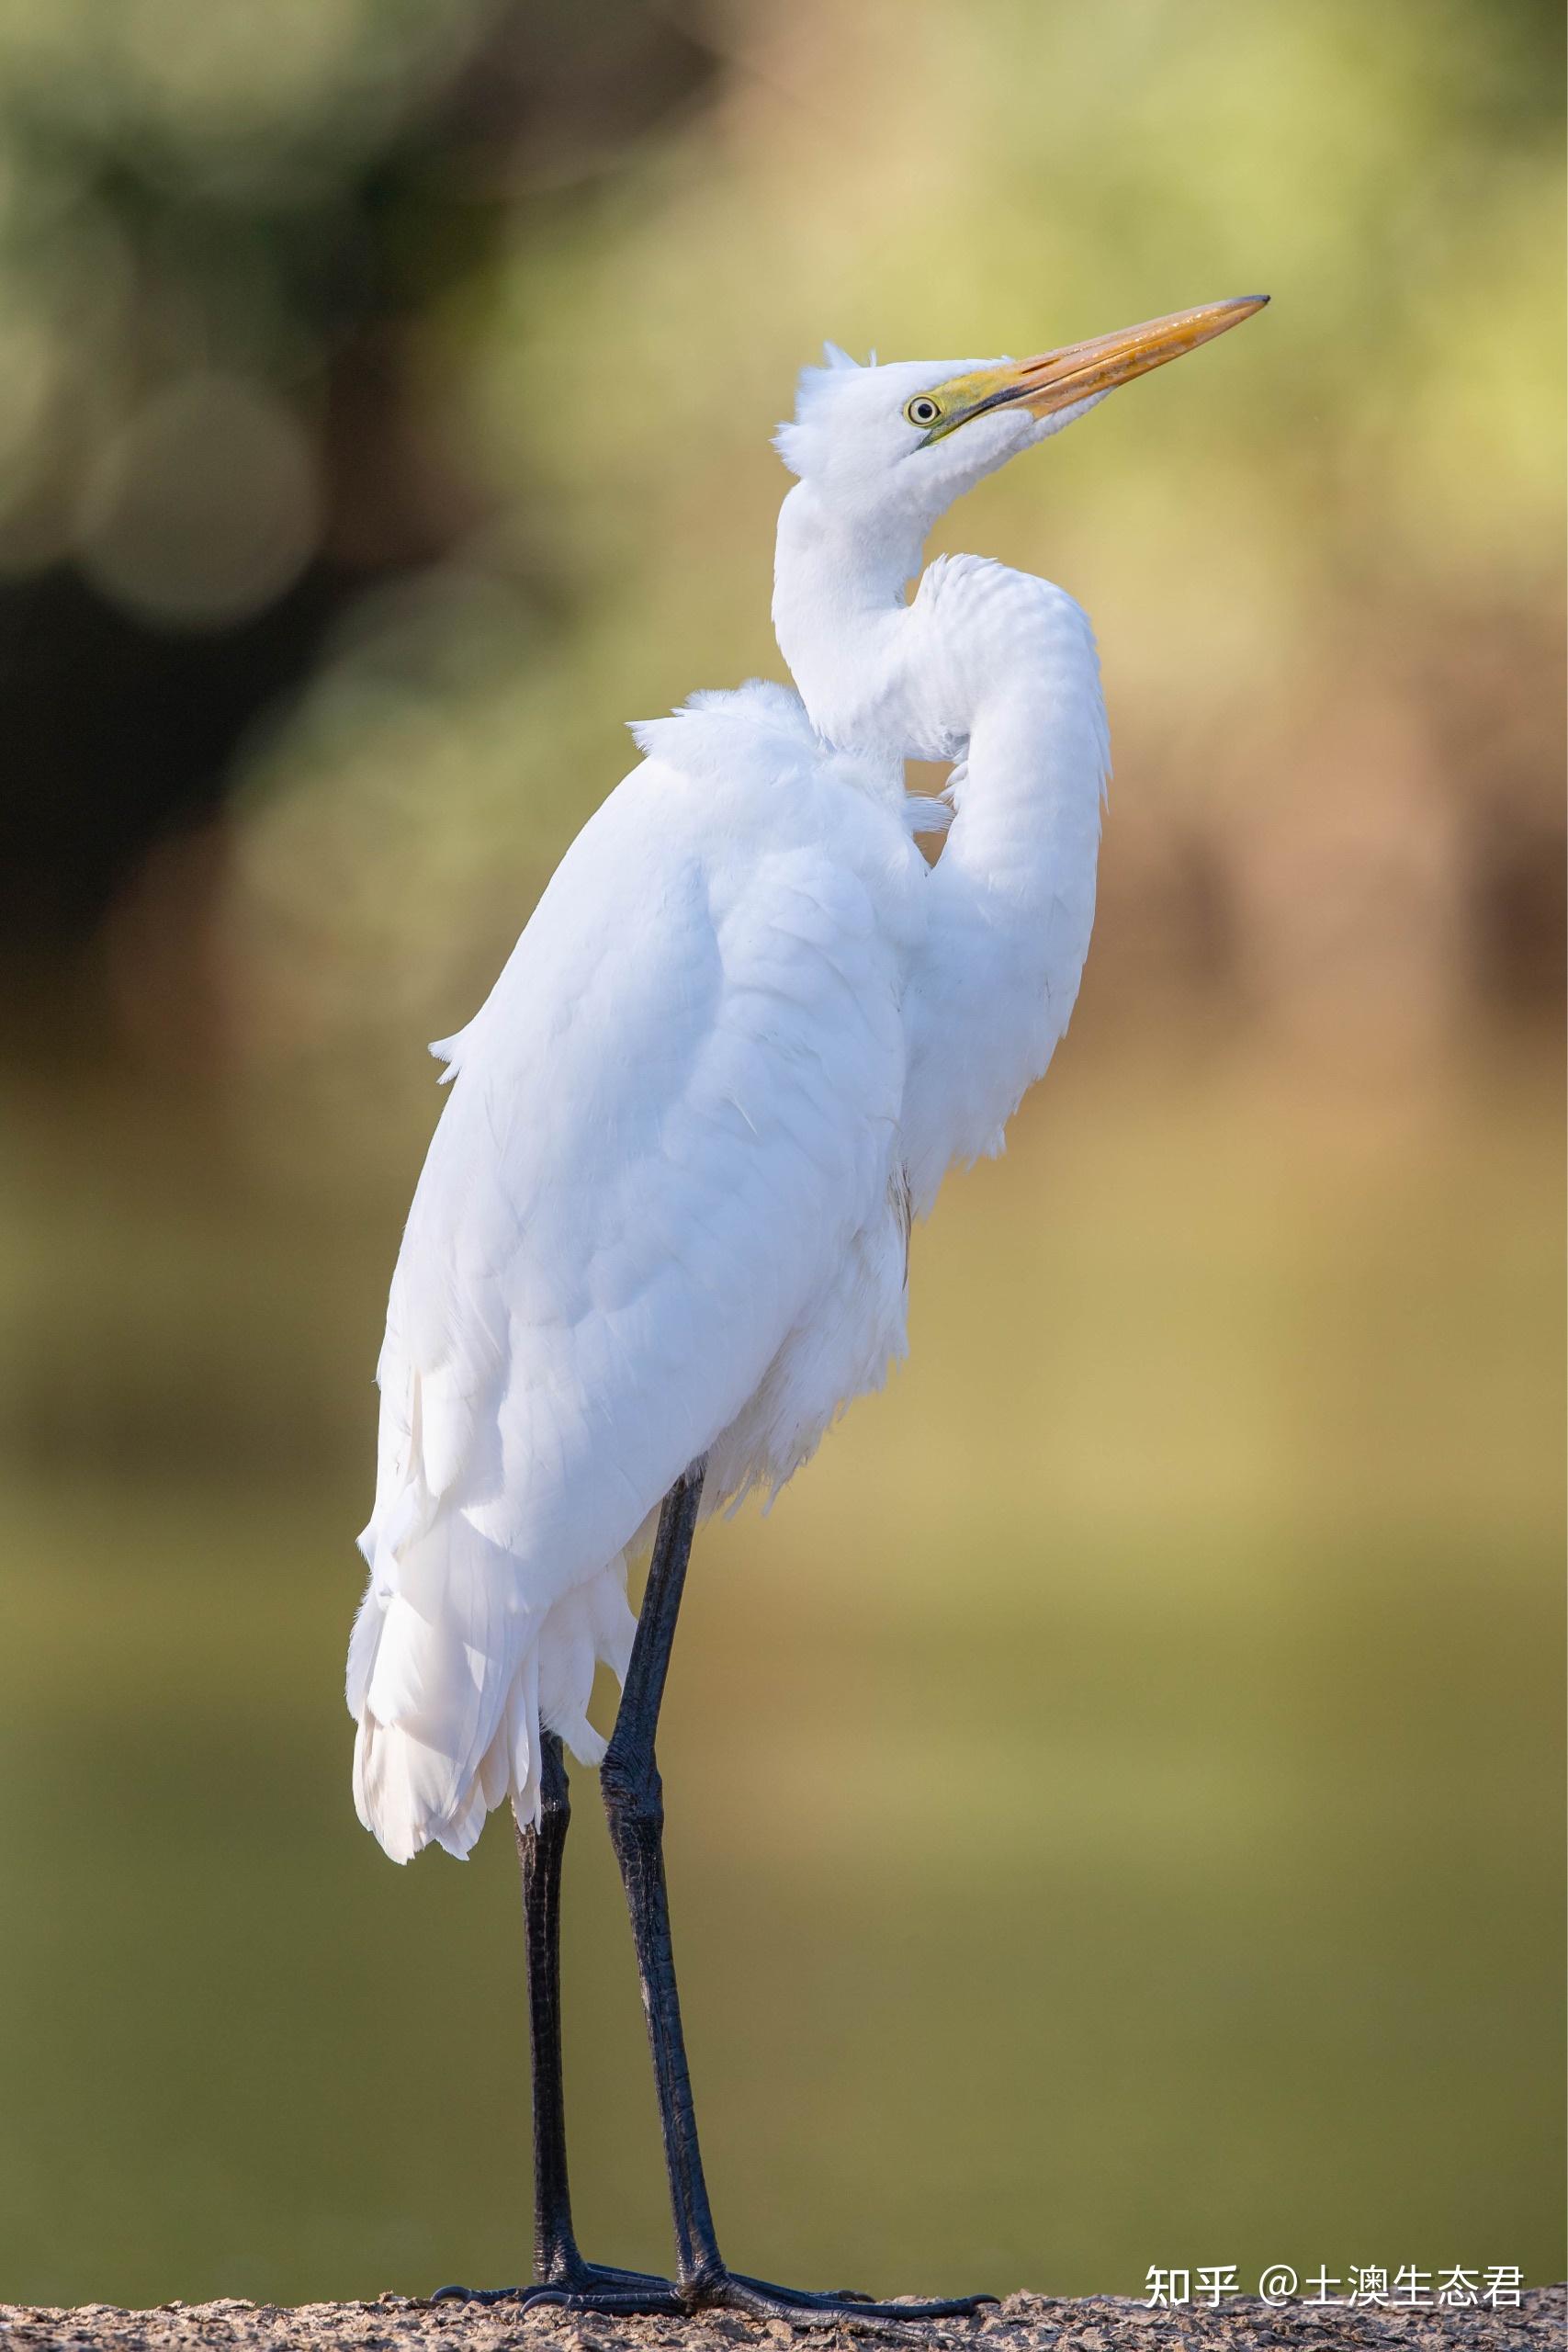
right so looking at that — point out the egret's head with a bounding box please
[775,298,1268,531]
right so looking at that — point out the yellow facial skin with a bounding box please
[904,296,1269,443]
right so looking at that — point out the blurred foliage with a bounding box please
[0,0,1562,2313]
[0,0,713,968]
[219,0,1564,1097]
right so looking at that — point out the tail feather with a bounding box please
[503,1645,542,1821]
[347,1544,636,1861]
[536,1555,635,1765]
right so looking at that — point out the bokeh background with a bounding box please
[0,0,1562,2311]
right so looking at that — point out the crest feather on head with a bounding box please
[773,340,876,475]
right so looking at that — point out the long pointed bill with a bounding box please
[918,296,1269,442]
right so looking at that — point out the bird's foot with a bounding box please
[431,2263,665,2308]
[433,2264,994,2326]
[718,2274,996,2324]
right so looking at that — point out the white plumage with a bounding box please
[348,302,1264,1866]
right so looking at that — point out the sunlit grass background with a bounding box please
[0,0,1562,2311]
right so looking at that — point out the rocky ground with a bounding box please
[0,2291,1557,2352]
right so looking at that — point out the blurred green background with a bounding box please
[0,0,1562,2312]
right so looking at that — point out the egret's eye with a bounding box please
[904,395,941,428]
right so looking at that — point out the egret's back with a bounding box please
[349,683,933,1861]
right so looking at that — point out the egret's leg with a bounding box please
[588,1466,993,2325]
[598,1464,723,2291]
[520,1732,575,2275]
[443,1464,992,2324]
[518,1734,581,2279]
[433,1736,666,2307]
[518,1735,666,2292]
[434,1476,705,2312]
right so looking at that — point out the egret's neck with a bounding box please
[772,482,929,752]
[773,481,1111,1212]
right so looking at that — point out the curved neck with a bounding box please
[897,558,1110,1215]
[772,482,929,752]
[772,481,1110,1211]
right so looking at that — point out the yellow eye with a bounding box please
[905,394,941,428]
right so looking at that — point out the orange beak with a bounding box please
[917,296,1269,441]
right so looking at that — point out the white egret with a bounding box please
[347,296,1268,2318]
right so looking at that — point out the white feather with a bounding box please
[350,346,1116,1864]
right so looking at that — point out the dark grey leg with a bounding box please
[434,1732,664,2306]
[599,1464,724,2291]
[436,1463,993,2324]
[520,1733,581,2280]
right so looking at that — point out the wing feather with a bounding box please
[350,694,925,1859]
